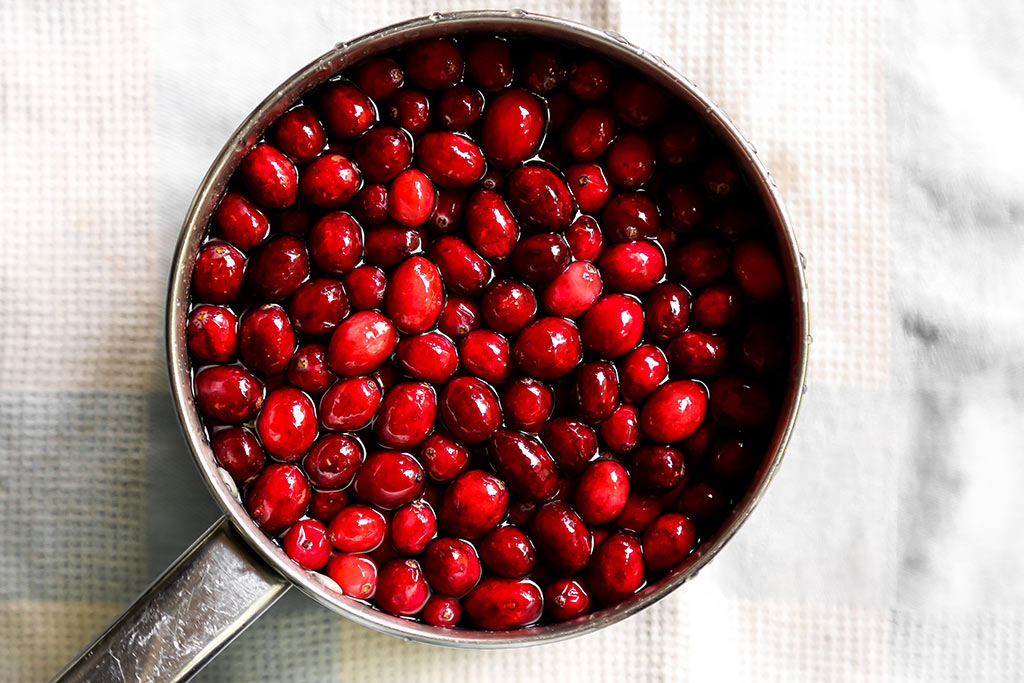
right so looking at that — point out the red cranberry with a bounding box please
[543,261,602,319]
[438,376,502,444]
[642,513,697,571]
[384,256,444,334]
[318,82,376,139]
[363,224,424,268]
[287,344,335,393]
[659,120,702,165]
[288,278,349,336]
[671,238,731,289]
[299,153,360,209]
[319,376,381,431]
[615,491,663,532]
[563,106,616,161]
[213,192,269,251]
[545,578,591,620]
[416,131,487,189]
[405,38,463,90]
[354,126,412,183]
[708,437,759,482]
[663,181,704,231]
[488,430,560,503]
[438,470,509,538]
[429,236,492,296]
[327,311,397,376]
[352,451,425,510]
[668,330,729,378]
[376,558,430,616]
[740,319,786,375]
[541,418,598,476]
[566,215,604,261]
[630,445,684,492]
[194,365,263,423]
[613,80,667,127]
[375,382,437,449]
[701,155,739,198]
[388,169,436,227]
[459,330,511,385]
[238,144,297,209]
[581,294,644,358]
[187,305,238,363]
[568,56,612,101]
[522,45,565,94]
[531,501,592,576]
[480,88,546,168]
[710,377,773,429]
[465,189,520,260]
[423,595,461,627]
[303,433,363,489]
[466,36,513,91]
[481,279,537,335]
[600,404,641,454]
[711,205,758,241]
[193,242,245,304]
[601,192,661,243]
[588,531,645,605]
[619,345,669,402]
[463,578,543,630]
[385,89,431,134]
[210,426,265,483]
[511,232,570,285]
[420,432,471,483]
[599,240,666,294]
[239,305,295,376]
[506,164,576,231]
[679,481,728,524]
[396,332,459,384]
[573,361,619,424]
[256,387,317,460]
[282,519,331,569]
[391,500,437,555]
[245,463,309,534]
[309,212,362,275]
[512,317,583,380]
[354,57,404,100]
[501,379,553,433]
[438,85,484,130]
[247,235,310,303]
[422,537,482,598]
[480,526,536,578]
[437,296,481,339]
[565,163,611,213]
[427,189,465,234]
[272,200,312,236]
[272,107,325,164]
[351,184,389,226]
[733,241,784,302]
[574,460,630,525]
[327,553,378,599]
[606,133,656,188]
[309,489,348,524]
[692,283,744,330]
[681,422,715,469]
[506,500,537,526]
[641,380,708,443]
[642,282,689,342]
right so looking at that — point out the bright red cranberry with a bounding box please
[488,430,560,503]
[390,500,437,555]
[668,330,729,378]
[640,283,689,343]
[659,120,702,165]
[545,578,591,620]
[308,212,362,275]
[437,85,484,130]
[663,181,704,231]
[588,531,645,605]
[581,294,644,358]
[563,106,616,161]
[388,169,436,227]
[692,283,744,330]
[419,431,470,483]
[213,192,269,251]
[510,233,570,285]
[288,278,348,337]
[246,235,310,302]
[416,131,487,189]
[599,240,666,294]
[383,256,443,334]
[642,513,697,571]
[615,492,663,533]
[641,380,708,443]
[303,433,363,489]
[501,378,553,433]
[701,155,739,198]
[438,469,509,538]
[567,55,612,100]
[309,488,348,524]
[353,127,412,183]
[600,404,641,454]
[427,189,465,234]
[354,57,404,100]
[466,36,513,91]
[481,279,537,334]
[350,184,389,226]
[318,82,376,139]
[573,361,619,424]
[423,537,481,598]
[187,305,238,363]
[193,242,245,304]
[282,519,331,570]
[239,305,295,376]
[429,236,492,296]
[352,451,425,510]
[210,427,265,483]
[464,190,520,260]
[256,387,317,460]
[574,460,630,525]
[374,382,437,449]
[480,88,546,168]
[376,558,430,616]
[670,238,731,289]
[194,365,263,422]
[506,164,575,231]
[319,376,381,431]
[405,38,463,90]
[513,317,583,380]
[606,133,656,188]
[630,445,684,492]
[327,311,397,377]
[565,163,611,214]
[363,224,424,268]
[740,319,786,375]
[733,241,784,301]
[299,154,360,209]
[437,296,481,339]
[238,144,297,209]
[326,553,377,599]
[613,80,667,127]
[463,577,542,630]
[531,500,592,576]
[459,330,511,385]
[423,595,461,627]
[710,377,773,429]
[245,463,309,534]
[272,107,325,164]
[384,89,431,134]
[396,332,458,383]
[601,192,661,243]
[541,417,598,476]
[438,376,502,444]
[542,261,602,319]
[479,526,536,578]
[620,344,669,402]
[679,481,728,525]
[566,215,604,261]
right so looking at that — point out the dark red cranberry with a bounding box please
[438,376,502,445]
[327,311,397,377]
[272,200,312,236]
[429,236,492,296]
[326,552,378,599]
[272,107,325,164]
[711,205,758,240]
[238,144,297,209]
[600,404,641,454]
[282,519,331,569]
[642,513,697,571]
[363,224,424,268]
[466,36,513,91]
[480,88,546,168]
[599,240,667,294]
[701,155,739,198]
[427,189,465,234]
[388,169,436,227]
[663,181,704,231]
[521,45,565,93]
[581,294,644,358]
[501,378,553,433]
[318,82,376,139]
[506,164,576,231]
[606,133,656,188]
[481,279,537,334]
[193,242,245,304]
[437,296,481,339]
[641,380,708,443]
[531,500,592,575]
[708,437,759,483]
[376,558,430,616]
[423,595,461,627]
[681,422,715,469]
[319,376,381,431]
[404,38,463,90]
[613,80,667,127]
[238,305,295,376]
[710,377,773,429]
[615,492,663,532]
[396,332,459,384]
[641,282,689,342]
[733,241,784,301]
[568,56,612,100]
[308,488,348,524]
[566,215,604,261]
[247,235,309,302]
[375,382,437,449]
[565,163,611,213]
[422,537,481,598]
[480,526,536,578]
[510,233,570,285]
[668,330,729,378]
[506,499,537,526]
[601,192,661,243]
[245,463,309,534]
[385,89,431,134]
[574,460,630,526]
[419,432,471,483]
[679,481,728,524]
[463,577,543,630]
[573,361,619,424]
[670,238,731,289]
[194,365,263,423]
[438,469,509,538]
[352,450,425,510]
[619,344,669,402]
[459,330,511,385]
[740,319,786,375]
[563,106,616,161]
[303,433,363,489]
[390,500,437,555]
[210,426,265,483]
[354,126,412,183]
[350,183,389,226]
[588,531,645,605]
[384,255,443,334]
[299,153,360,209]
[545,578,591,620]
[213,192,269,251]
[416,131,487,189]
[309,212,362,275]
[658,120,702,165]
[187,305,238,363]
[512,317,583,380]
[354,57,404,100]
[288,278,348,336]
[541,418,598,476]
[438,85,484,130]
[542,261,602,319]
[465,189,520,260]
[630,445,684,492]
[692,283,744,330]
[256,387,317,460]
[488,430,560,503]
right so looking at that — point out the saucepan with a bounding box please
[53,10,809,682]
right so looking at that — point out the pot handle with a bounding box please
[51,517,290,683]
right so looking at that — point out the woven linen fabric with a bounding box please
[1,0,1022,680]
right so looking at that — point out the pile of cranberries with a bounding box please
[187,34,790,631]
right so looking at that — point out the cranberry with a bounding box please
[376,558,430,616]
[522,45,565,93]
[238,144,297,209]
[574,460,630,525]
[463,577,543,630]
[385,89,431,134]
[662,181,704,231]
[510,233,570,285]
[326,553,378,599]
[438,469,509,538]
[390,500,437,555]
[319,376,381,431]
[308,212,362,275]
[708,437,759,482]
[619,345,669,402]
[668,330,729,378]
[566,215,604,261]
[740,319,786,375]
[733,241,784,301]
[507,500,537,527]
[437,296,481,339]
[256,387,317,460]
[438,376,502,444]
[563,106,616,161]
[679,481,728,524]
[506,164,575,231]
[601,192,661,243]
[615,491,663,532]
[247,235,310,302]
[303,433,363,489]
[353,127,412,183]
[541,417,598,476]
[568,56,612,100]
[710,377,773,429]
[210,426,265,483]
[245,463,309,534]
[193,242,245,304]
[572,360,619,424]
[318,82,376,139]
[513,317,582,380]
[501,378,553,433]
[374,382,437,449]
[630,445,684,492]
[466,37,513,91]
[327,311,397,377]
[658,120,702,165]
[299,153,360,209]
[383,256,443,335]
[287,344,335,393]
[599,240,666,294]
[600,404,641,453]
[565,163,611,213]
[396,332,458,384]
[681,422,715,468]
[692,283,744,330]
[543,261,602,319]
[464,190,520,261]
[351,184,389,226]
[701,155,739,198]
[282,519,331,569]
[419,431,471,483]
[480,88,546,168]
[588,531,645,605]
[405,38,463,90]
[711,205,758,240]
[642,513,697,571]
[352,450,425,510]
[194,365,263,423]
[640,380,708,443]
[531,500,592,576]
[213,192,269,251]
[288,278,348,336]
[480,526,536,578]
[422,537,482,598]
[309,488,348,524]
[641,283,689,342]
[581,294,644,358]
[459,330,511,385]
[488,430,560,503]
[272,200,312,236]
[613,80,667,127]
[423,595,461,627]
[416,131,487,189]
[670,238,731,289]
[364,224,424,268]
[427,189,465,234]
[429,236,492,296]
[187,305,238,363]
[239,305,295,376]
[545,578,592,620]
[388,169,436,227]
[354,57,404,100]
[606,133,656,188]
[438,85,484,130]
[272,107,325,164]
[480,280,537,335]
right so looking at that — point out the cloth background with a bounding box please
[2,0,1022,680]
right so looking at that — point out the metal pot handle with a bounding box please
[51,518,290,683]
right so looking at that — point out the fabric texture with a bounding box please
[1,0,1022,680]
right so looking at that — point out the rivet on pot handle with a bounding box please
[51,518,289,683]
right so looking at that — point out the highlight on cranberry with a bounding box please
[188,34,791,631]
